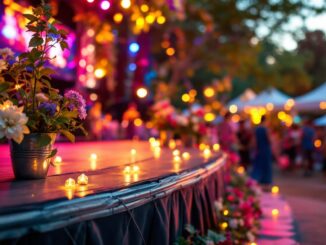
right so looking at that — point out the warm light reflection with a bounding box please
[199,143,207,151]
[132,165,140,173]
[90,159,97,170]
[65,189,74,200]
[77,173,88,185]
[173,155,181,163]
[90,153,98,161]
[174,163,180,172]
[203,148,211,159]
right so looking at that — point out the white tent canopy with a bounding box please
[315,114,326,126]
[295,82,326,111]
[245,88,290,109]
[227,89,256,109]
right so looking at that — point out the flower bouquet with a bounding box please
[0,3,87,179]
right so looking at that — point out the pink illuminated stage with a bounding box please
[0,141,226,244]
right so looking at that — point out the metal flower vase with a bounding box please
[9,133,56,180]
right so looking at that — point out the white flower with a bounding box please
[0,59,8,72]
[0,48,14,58]
[246,231,255,242]
[0,100,30,144]
[214,199,223,211]
[229,219,238,229]
[238,219,244,226]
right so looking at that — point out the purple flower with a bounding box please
[38,102,57,116]
[64,90,87,120]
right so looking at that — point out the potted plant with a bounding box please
[0,2,87,179]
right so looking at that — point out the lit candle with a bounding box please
[272,208,279,217]
[173,155,181,163]
[169,139,176,149]
[77,173,89,185]
[124,165,131,174]
[90,153,97,161]
[65,178,76,189]
[130,148,137,156]
[132,165,140,173]
[182,152,190,160]
[213,143,220,152]
[54,156,62,165]
[271,185,279,194]
[172,149,180,156]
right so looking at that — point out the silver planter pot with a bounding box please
[9,133,56,180]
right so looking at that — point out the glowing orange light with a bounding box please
[113,13,123,23]
[94,68,106,78]
[134,118,143,127]
[140,4,149,12]
[272,209,279,216]
[166,47,175,56]
[271,186,279,194]
[181,93,190,103]
[121,0,131,9]
[157,16,166,24]
[314,139,322,148]
[204,87,215,98]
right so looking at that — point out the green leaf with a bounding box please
[0,82,10,93]
[59,41,69,50]
[60,130,75,142]
[48,148,57,159]
[184,224,196,235]
[61,110,78,119]
[207,230,226,243]
[56,116,69,124]
[29,36,44,47]
[36,134,52,148]
[23,14,38,22]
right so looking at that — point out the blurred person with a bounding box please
[122,103,140,139]
[237,119,252,169]
[301,119,316,176]
[218,112,237,153]
[282,126,296,170]
[88,102,103,140]
[251,115,273,188]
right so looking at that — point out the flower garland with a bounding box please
[177,165,262,244]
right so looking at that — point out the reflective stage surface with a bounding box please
[0,141,221,210]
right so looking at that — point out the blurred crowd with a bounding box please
[218,112,326,188]
[84,102,326,185]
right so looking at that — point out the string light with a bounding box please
[181,93,190,103]
[271,186,279,194]
[203,87,215,98]
[113,13,124,23]
[136,87,148,98]
[121,0,131,9]
[272,208,279,216]
[157,16,166,24]
[129,42,140,53]
[94,68,106,78]
[166,47,175,56]
[140,4,149,12]
[100,1,111,10]
[182,152,190,160]
[229,104,238,114]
